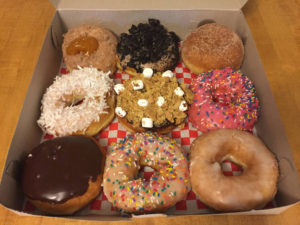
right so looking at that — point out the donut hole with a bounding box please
[211,86,237,106]
[221,159,243,176]
[218,141,245,176]
[138,166,155,182]
[71,99,84,107]
[65,99,84,107]
[62,94,84,107]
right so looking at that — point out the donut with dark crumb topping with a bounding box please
[117,19,180,76]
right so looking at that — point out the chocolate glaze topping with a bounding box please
[22,136,103,204]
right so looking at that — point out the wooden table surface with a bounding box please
[0,0,300,224]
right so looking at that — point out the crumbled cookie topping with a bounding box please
[116,71,193,129]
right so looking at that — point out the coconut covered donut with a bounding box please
[190,129,279,212]
[62,24,117,73]
[117,18,180,76]
[181,23,244,74]
[114,68,193,133]
[22,136,106,215]
[188,68,260,133]
[37,67,115,136]
[103,133,190,213]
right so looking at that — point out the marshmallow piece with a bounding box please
[162,70,174,78]
[138,99,148,107]
[143,68,153,78]
[142,118,153,128]
[131,80,144,90]
[114,84,125,95]
[174,87,184,96]
[179,100,188,111]
[157,96,165,107]
[115,107,127,117]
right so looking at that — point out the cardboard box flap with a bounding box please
[50,0,248,11]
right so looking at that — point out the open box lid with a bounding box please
[50,0,248,10]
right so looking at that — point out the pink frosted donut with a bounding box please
[188,68,259,132]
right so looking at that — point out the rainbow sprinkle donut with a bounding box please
[103,133,190,213]
[188,68,260,132]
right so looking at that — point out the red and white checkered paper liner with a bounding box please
[22,61,275,216]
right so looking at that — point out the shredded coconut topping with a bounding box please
[37,67,113,136]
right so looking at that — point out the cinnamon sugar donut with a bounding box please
[22,136,106,215]
[190,129,279,212]
[37,67,115,137]
[181,23,244,74]
[62,24,117,73]
[117,18,180,76]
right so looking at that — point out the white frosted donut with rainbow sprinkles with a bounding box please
[103,133,190,213]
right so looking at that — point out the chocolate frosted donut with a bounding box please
[22,136,106,215]
[117,18,180,76]
[62,24,117,73]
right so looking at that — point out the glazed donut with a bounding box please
[103,133,190,213]
[181,23,244,74]
[188,68,259,132]
[37,67,115,137]
[22,136,106,215]
[114,68,193,133]
[117,18,180,76]
[190,129,279,212]
[62,24,117,73]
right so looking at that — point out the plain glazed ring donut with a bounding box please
[181,23,244,74]
[103,133,190,213]
[190,129,279,212]
[188,68,260,133]
[37,67,115,136]
[62,24,117,73]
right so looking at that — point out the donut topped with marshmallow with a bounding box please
[115,68,193,133]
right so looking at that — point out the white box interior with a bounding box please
[1,8,300,220]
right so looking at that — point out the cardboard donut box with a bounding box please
[1,0,300,221]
